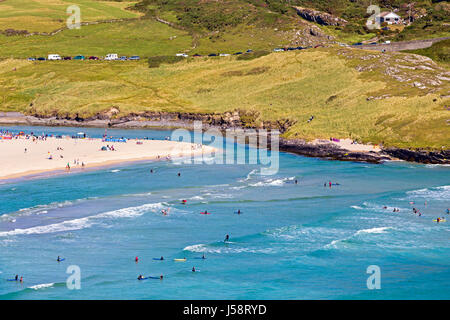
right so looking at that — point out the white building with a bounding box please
[376,12,402,25]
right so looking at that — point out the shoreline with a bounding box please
[0,133,217,181]
[0,152,211,183]
[0,113,448,165]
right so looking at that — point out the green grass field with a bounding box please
[0,18,193,58]
[0,0,142,33]
[1,48,448,149]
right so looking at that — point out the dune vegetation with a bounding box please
[1,47,448,149]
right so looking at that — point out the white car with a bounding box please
[176,53,188,58]
[47,54,61,60]
[105,53,118,60]
[219,53,230,56]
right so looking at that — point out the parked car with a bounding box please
[353,42,363,46]
[246,49,253,53]
[176,53,188,58]
[233,52,243,55]
[48,54,61,60]
[296,46,304,50]
[192,54,202,57]
[73,55,85,60]
[27,57,36,61]
[219,53,230,57]
[63,56,71,60]
[88,56,99,60]
[129,56,140,60]
[370,42,377,45]
[105,53,118,60]
[37,57,46,61]
[208,53,217,57]
[273,48,284,52]
[118,56,127,61]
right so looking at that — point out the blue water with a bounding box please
[0,125,449,299]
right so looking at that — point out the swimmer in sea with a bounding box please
[224,234,230,242]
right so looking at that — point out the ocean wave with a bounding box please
[249,176,295,187]
[0,202,164,237]
[406,185,450,201]
[0,197,97,222]
[238,169,258,182]
[183,243,275,254]
[189,196,204,201]
[355,227,392,235]
[29,283,55,290]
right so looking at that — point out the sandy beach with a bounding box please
[312,138,382,153]
[0,135,216,180]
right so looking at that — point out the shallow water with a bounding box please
[0,125,449,299]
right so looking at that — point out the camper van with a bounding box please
[47,54,61,60]
[105,53,118,61]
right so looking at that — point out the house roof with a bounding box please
[379,11,401,18]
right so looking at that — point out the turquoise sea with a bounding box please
[0,125,449,299]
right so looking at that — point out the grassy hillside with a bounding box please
[404,39,450,66]
[1,48,448,149]
[0,19,192,58]
[0,0,142,33]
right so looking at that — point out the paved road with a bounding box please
[351,36,449,52]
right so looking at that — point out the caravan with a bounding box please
[105,53,118,61]
[47,54,61,60]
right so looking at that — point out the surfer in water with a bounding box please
[160,274,163,280]
[224,234,230,242]
[137,275,143,280]
[236,209,241,215]
[135,256,139,263]
[192,267,196,272]
[15,275,18,281]
[57,256,61,262]
[202,254,206,259]
[160,256,164,260]
[20,276,23,283]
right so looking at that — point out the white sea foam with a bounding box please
[0,202,164,237]
[189,196,204,201]
[406,185,450,201]
[249,176,295,187]
[29,283,54,290]
[183,243,275,254]
[111,170,120,173]
[355,226,392,235]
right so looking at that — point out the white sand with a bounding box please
[0,136,216,180]
[312,138,381,153]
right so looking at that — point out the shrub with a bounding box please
[236,50,270,61]
[148,55,184,68]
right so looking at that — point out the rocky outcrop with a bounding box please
[293,6,347,26]
[279,138,392,163]
[383,148,449,164]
